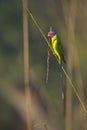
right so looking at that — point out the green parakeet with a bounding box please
[47,31,66,65]
[47,30,66,101]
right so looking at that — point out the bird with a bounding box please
[47,30,66,100]
[47,30,66,65]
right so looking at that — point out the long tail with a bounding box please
[59,63,66,116]
[59,63,64,99]
[46,46,50,83]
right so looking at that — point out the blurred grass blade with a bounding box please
[22,0,32,129]
[46,46,50,83]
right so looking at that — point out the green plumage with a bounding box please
[47,30,65,100]
[51,34,65,64]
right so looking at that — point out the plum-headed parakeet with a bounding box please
[47,30,66,101]
[47,30,65,65]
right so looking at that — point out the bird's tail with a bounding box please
[59,63,66,116]
[59,63,64,100]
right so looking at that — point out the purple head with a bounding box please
[48,31,56,38]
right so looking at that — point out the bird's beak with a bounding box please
[47,33,50,37]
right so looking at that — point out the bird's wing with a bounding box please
[56,36,65,63]
[56,37,64,56]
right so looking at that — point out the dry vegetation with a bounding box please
[0,0,87,130]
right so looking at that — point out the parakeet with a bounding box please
[47,31,66,65]
[47,30,66,100]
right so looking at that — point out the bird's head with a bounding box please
[47,31,56,38]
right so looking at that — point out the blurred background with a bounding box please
[0,0,87,130]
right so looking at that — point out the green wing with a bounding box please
[56,36,65,63]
